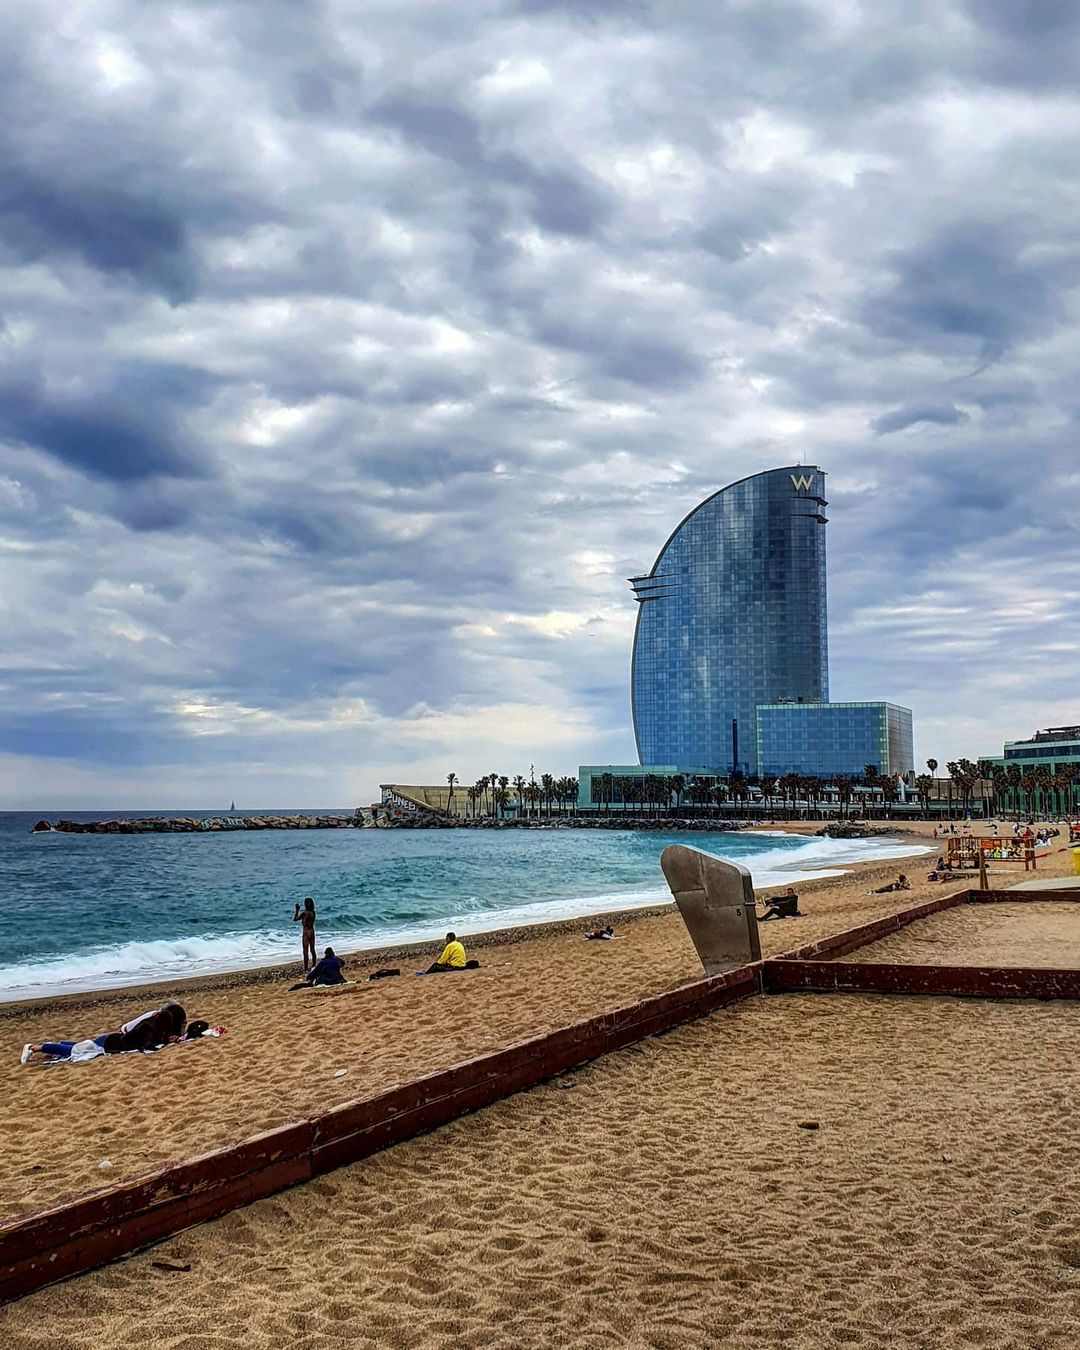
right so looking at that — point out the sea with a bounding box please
[0,811,931,1001]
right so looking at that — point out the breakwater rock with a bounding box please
[378,814,756,831]
[39,815,360,834]
[815,822,894,839]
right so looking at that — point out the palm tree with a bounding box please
[1019,770,1037,818]
[988,766,1007,819]
[669,774,685,812]
[915,773,933,816]
[446,772,458,816]
[512,774,527,817]
[1005,764,1022,815]
[1034,765,1052,818]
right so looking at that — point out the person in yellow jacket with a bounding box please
[420,931,479,975]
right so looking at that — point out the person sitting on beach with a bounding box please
[585,925,616,940]
[871,873,911,894]
[760,889,802,920]
[420,932,480,974]
[289,946,346,991]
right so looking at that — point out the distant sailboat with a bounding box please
[230,801,236,812]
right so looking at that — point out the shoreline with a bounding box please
[0,830,933,1012]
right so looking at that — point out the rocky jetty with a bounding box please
[33,812,759,835]
[38,815,359,834]
[815,821,894,839]
[376,814,754,832]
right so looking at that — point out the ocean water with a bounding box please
[0,812,930,1001]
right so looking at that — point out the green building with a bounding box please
[983,725,1080,816]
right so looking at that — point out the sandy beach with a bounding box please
[5,984,1080,1347]
[1,821,1077,1348]
[0,825,940,1220]
[0,823,1067,1222]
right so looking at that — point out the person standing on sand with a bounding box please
[293,897,317,972]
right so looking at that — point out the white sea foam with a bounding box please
[0,832,931,1001]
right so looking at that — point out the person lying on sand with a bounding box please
[418,932,480,974]
[585,925,615,940]
[22,1032,126,1066]
[22,1013,217,1065]
[871,873,911,894]
[119,1002,188,1051]
[289,946,346,991]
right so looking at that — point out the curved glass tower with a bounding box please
[630,465,829,775]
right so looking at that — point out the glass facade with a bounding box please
[755,702,914,779]
[631,466,829,775]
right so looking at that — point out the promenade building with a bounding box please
[994,725,1080,772]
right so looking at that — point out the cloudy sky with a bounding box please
[3,0,1079,808]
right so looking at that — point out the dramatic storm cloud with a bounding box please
[3,0,1079,807]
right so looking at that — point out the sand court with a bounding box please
[4,990,1080,1349]
[836,900,1080,968]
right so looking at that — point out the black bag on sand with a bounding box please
[368,968,401,980]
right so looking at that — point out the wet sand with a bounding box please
[5,991,1080,1349]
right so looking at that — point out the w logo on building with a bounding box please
[790,473,815,491]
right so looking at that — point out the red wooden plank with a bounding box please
[776,893,971,962]
[0,1121,314,1265]
[764,959,1080,1000]
[967,888,1080,905]
[0,1156,311,1304]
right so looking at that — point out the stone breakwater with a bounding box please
[376,815,755,831]
[30,813,757,835]
[31,815,359,834]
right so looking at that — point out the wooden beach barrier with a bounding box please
[764,959,1080,1001]
[764,886,1080,1000]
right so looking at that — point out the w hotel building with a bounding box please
[617,465,913,782]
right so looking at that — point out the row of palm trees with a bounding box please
[445,771,580,818]
[444,758,1080,822]
[589,767,899,818]
[915,757,1079,818]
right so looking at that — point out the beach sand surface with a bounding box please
[4,990,1080,1349]
[0,824,1069,1223]
[843,900,1080,967]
